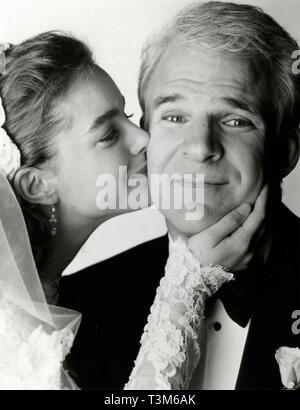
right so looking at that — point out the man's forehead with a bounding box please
[154,40,261,79]
[144,43,266,110]
[151,89,262,117]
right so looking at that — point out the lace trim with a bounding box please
[0,296,74,390]
[124,237,233,390]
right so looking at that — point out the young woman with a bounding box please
[0,32,150,305]
[0,32,265,389]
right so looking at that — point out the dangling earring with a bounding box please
[49,205,57,237]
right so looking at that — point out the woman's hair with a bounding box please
[0,31,97,272]
[139,1,300,185]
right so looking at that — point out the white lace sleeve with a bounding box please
[124,237,233,390]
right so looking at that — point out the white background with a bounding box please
[0,0,299,268]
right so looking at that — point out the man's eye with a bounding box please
[163,114,186,123]
[224,118,252,127]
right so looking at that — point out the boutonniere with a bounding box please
[275,347,300,390]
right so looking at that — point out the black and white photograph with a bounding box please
[0,0,299,394]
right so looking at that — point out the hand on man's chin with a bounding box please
[163,204,228,238]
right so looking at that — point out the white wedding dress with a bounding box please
[0,170,81,390]
[125,236,233,390]
[0,294,75,390]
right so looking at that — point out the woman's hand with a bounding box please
[187,185,268,272]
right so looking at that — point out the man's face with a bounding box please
[144,43,267,236]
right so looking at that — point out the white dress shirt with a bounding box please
[191,299,250,389]
[62,207,167,277]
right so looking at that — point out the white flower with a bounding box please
[0,96,21,176]
[275,346,300,389]
[0,127,21,176]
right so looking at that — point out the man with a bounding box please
[59,1,300,390]
[138,1,300,389]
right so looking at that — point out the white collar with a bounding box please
[62,206,167,276]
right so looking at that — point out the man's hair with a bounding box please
[139,1,300,137]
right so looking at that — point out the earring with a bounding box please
[49,205,57,237]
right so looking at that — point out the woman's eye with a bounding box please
[163,114,186,123]
[224,118,252,127]
[125,113,134,119]
[99,129,118,145]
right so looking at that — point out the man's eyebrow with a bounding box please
[152,93,184,109]
[221,97,262,117]
[88,108,120,133]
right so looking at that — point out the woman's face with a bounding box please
[52,67,149,226]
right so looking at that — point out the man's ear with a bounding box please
[281,126,300,178]
[13,167,58,205]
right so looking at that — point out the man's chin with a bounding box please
[161,207,223,238]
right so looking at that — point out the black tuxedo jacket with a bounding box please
[58,204,300,390]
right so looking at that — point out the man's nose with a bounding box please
[182,120,223,163]
[126,122,149,156]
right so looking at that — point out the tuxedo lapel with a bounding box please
[236,205,300,390]
[59,234,169,389]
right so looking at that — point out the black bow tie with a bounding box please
[214,263,263,327]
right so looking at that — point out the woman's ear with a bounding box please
[14,167,58,205]
[281,126,300,178]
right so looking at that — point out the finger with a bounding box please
[238,185,268,240]
[199,203,252,247]
[253,224,266,244]
[228,218,265,257]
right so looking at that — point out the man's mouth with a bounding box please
[170,174,228,187]
[204,181,228,186]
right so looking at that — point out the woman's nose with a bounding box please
[126,122,149,156]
